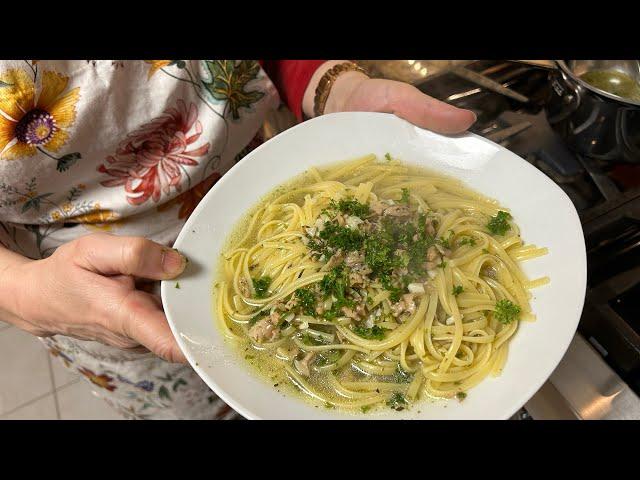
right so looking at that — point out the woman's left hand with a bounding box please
[304,62,477,135]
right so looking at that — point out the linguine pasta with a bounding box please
[215,154,549,412]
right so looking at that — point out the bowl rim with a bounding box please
[161,111,587,420]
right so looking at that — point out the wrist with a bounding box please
[302,61,368,118]
[323,71,369,114]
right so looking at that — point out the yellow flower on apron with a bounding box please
[0,68,80,160]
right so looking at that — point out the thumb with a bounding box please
[393,86,477,134]
[73,233,187,280]
[347,79,477,135]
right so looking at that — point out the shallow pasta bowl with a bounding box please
[161,112,587,420]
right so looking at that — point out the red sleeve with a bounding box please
[260,60,326,121]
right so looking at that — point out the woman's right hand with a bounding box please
[0,233,188,363]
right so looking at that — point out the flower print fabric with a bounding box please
[98,99,210,206]
[0,67,80,161]
[42,335,239,420]
[157,172,222,219]
[0,60,280,419]
[145,60,174,79]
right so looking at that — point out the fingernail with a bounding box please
[469,110,478,124]
[162,248,187,275]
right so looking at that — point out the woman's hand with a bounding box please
[303,61,477,134]
[0,233,187,363]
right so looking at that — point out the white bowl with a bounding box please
[161,112,587,420]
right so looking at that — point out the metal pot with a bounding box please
[545,60,640,163]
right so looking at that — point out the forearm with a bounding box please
[261,60,325,120]
[0,244,31,325]
[262,60,368,121]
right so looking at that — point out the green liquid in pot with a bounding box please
[580,69,640,102]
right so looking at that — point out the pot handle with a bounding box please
[546,70,582,124]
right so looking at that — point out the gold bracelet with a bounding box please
[313,62,368,117]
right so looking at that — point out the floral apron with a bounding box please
[0,60,280,419]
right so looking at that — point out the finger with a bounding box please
[135,279,159,295]
[146,293,163,308]
[384,82,477,134]
[122,345,151,354]
[112,275,136,289]
[118,290,187,363]
[351,79,477,135]
[73,233,187,280]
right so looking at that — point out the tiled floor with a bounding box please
[0,323,125,420]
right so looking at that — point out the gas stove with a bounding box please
[410,60,640,419]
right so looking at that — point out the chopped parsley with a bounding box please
[437,260,447,269]
[380,273,403,302]
[482,248,490,254]
[298,184,454,336]
[400,188,410,204]
[315,350,341,366]
[252,276,272,299]
[487,211,512,236]
[306,236,330,259]
[438,230,455,249]
[295,287,316,316]
[364,232,397,275]
[362,214,436,299]
[361,405,372,413]
[494,299,521,324]
[175,282,180,289]
[392,364,413,384]
[320,266,349,301]
[353,325,386,340]
[406,233,436,275]
[452,285,464,296]
[319,267,355,320]
[458,236,477,247]
[336,198,370,218]
[321,301,347,321]
[319,221,364,252]
[384,152,392,161]
[386,392,408,411]
[456,392,467,401]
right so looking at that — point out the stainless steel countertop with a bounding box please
[525,334,640,419]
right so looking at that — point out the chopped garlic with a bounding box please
[346,215,364,229]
